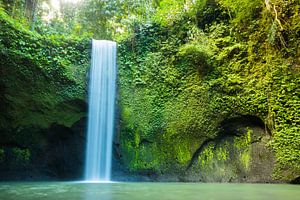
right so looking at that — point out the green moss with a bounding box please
[12,148,30,164]
[0,9,90,173]
[240,149,250,171]
[198,144,214,168]
[0,149,5,163]
[121,140,161,172]
[216,146,229,161]
[232,129,252,171]
[176,142,192,164]
[1,0,299,181]
[118,3,300,179]
[0,9,90,130]
[234,129,252,150]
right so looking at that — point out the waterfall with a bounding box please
[85,39,117,181]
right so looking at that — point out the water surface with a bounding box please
[0,182,299,200]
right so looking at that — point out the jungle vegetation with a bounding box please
[0,0,299,181]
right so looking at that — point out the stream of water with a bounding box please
[85,40,117,182]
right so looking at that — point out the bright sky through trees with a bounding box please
[50,0,82,10]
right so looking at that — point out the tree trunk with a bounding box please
[25,0,38,30]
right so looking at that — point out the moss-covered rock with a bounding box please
[0,0,299,183]
[0,9,90,180]
[116,0,300,182]
[185,116,276,183]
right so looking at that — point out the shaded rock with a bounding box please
[44,122,85,179]
[184,115,276,183]
[0,117,87,181]
[291,176,300,184]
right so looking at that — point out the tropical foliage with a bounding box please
[0,0,299,181]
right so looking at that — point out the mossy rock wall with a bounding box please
[116,0,300,182]
[0,1,299,183]
[185,116,276,183]
[0,10,90,180]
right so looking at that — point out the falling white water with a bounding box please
[85,39,117,181]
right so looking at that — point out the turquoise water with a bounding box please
[0,182,299,200]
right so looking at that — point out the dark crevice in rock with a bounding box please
[219,115,271,136]
[113,142,121,159]
[186,138,214,170]
[250,137,262,144]
[291,176,300,184]
[139,138,153,145]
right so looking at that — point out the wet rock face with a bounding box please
[181,115,276,183]
[0,118,87,181]
[43,121,86,179]
[115,115,278,183]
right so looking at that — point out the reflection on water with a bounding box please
[82,183,112,200]
[0,182,299,200]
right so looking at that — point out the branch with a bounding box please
[265,0,271,11]
[273,5,284,31]
[265,0,284,31]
